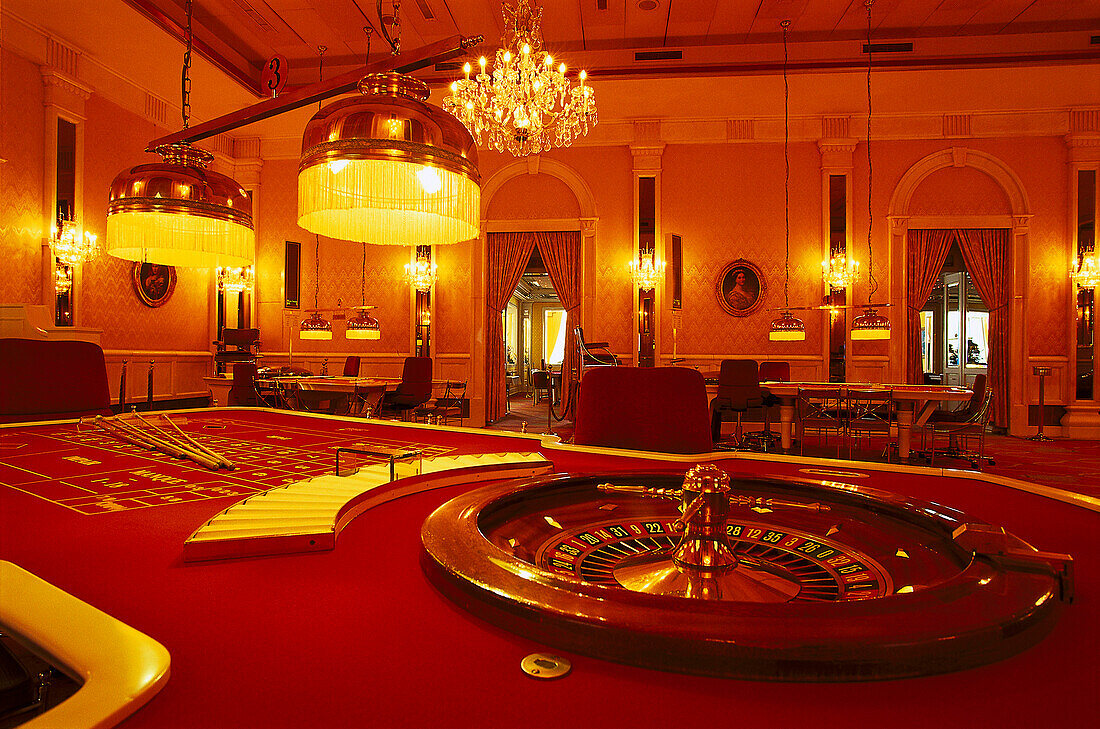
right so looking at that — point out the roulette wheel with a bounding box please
[421,464,1073,681]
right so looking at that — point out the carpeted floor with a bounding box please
[485,395,1100,497]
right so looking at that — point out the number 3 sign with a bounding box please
[261,55,289,97]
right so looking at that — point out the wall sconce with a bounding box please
[405,252,437,292]
[216,266,254,293]
[629,251,665,291]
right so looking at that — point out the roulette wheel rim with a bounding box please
[420,469,1072,682]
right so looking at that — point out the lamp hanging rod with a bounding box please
[145,34,482,152]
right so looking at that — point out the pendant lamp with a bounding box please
[769,20,806,342]
[851,0,890,341]
[106,0,254,267]
[298,72,480,246]
[300,235,332,340]
[346,242,381,340]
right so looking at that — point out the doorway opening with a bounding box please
[504,246,563,407]
[920,243,989,388]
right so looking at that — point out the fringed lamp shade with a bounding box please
[769,311,807,341]
[298,73,480,246]
[299,311,333,340]
[106,143,254,267]
[851,306,891,340]
[346,306,381,340]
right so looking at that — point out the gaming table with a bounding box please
[761,382,972,458]
[0,408,1096,728]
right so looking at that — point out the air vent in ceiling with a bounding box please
[862,42,914,53]
[635,50,683,61]
[414,0,435,21]
[597,0,608,10]
[435,61,462,71]
[1091,35,1100,44]
[232,0,274,32]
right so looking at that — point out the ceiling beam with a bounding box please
[145,34,481,151]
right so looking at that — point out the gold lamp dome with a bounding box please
[106,143,255,267]
[298,72,481,246]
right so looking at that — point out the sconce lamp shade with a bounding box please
[299,311,333,340]
[346,306,382,340]
[768,310,807,341]
[298,73,481,246]
[851,306,891,340]
[106,143,254,267]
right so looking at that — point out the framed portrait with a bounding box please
[716,259,766,317]
[131,262,177,308]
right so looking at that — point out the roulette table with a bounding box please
[0,408,1096,728]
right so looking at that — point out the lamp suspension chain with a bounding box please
[782,19,791,310]
[865,0,877,302]
[181,0,192,128]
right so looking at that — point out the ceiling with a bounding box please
[120,0,1100,97]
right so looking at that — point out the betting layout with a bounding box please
[0,415,454,515]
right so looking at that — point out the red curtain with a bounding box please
[956,228,1011,428]
[485,232,536,423]
[536,231,582,419]
[905,229,955,384]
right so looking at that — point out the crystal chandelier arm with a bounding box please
[145,35,479,151]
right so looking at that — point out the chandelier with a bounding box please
[1071,254,1100,289]
[629,251,665,292]
[54,265,73,294]
[821,252,860,289]
[51,217,99,266]
[216,266,254,294]
[405,252,438,292]
[300,236,332,340]
[770,19,806,342]
[105,0,254,267]
[443,0,597,157]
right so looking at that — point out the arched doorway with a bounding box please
[888,147,1031,432]
[476,157,598,425]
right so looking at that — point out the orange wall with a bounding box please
[0,48,46,306]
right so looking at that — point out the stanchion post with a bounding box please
[1028,366,1053,442]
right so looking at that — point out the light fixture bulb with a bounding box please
[418,166,442,194]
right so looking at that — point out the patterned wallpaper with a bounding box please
[0,49,45,306]
[79,96,211,351]
[434,239,474,355]
[659,143,825,357]
[256,159,412,358]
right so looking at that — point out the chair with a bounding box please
[531,370,553,405]
[796,387,847,457]
[575,327,620,372]
[709,360,762,449]
[926,392,995,470]
[928,374,986,424]
[378,357,433,420]
[414,381,469,426]
[342,356,361,377]
[846,388,895,460]
[745,361,790,451]
[0,338,113,423]
[213,328,261,375]
[227,362,262,407]
[573,367,712,454]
